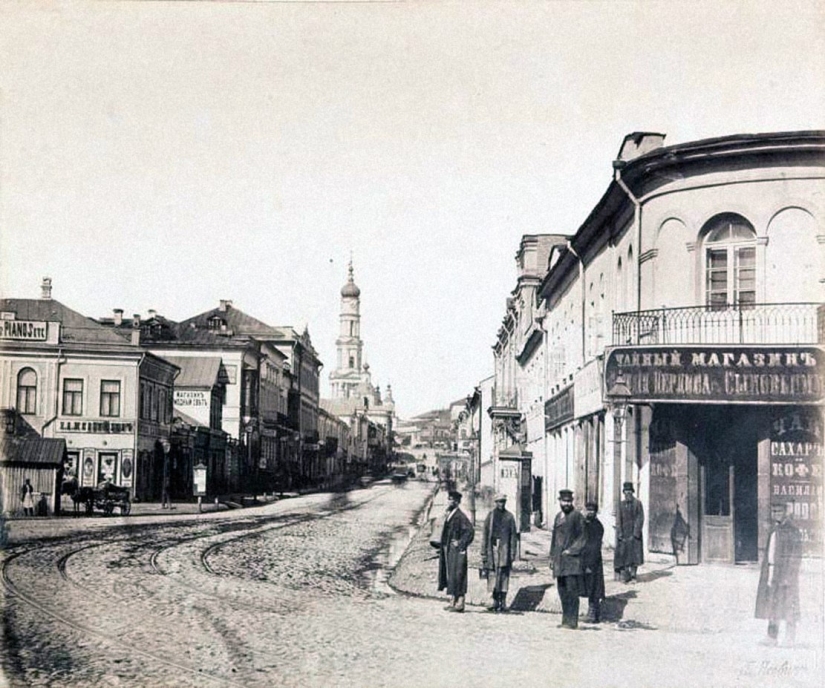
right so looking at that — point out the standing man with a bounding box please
[580,501,606,623]
[549,489,586,629]
[615,482,644,583]
[20,478,35,517]
[438,490,474,613]
[481,493,519,613]
[755,502,802,646]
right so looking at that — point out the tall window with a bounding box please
[63,378,83,416]
[704,214,756,309]
[100,380,121,417]
[16,368,37,415]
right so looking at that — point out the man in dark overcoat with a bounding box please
[481,493,519,612]
[755,502,802,646]
[614,482,644,583]
[549,489,587,629]
[438,490,475,612]
[580,501,606,623]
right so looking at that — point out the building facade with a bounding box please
[490,130,824,565]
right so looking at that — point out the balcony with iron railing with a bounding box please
[612,302,823,346]
[489,387,520,416]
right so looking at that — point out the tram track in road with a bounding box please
[2,483,411,686]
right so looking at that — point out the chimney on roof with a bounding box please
[40,277,52,300]
[113,309,123,326]
[148,309,157,319]
[614,132,666,165]
[131,314,140,346]
[219,300,233,312]
[132,313,141,328]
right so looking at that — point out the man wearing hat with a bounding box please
[549,489,587,629]
[580,501,606,623]
[481,493,519,612]
[614,482,645,583]
[437,490,475,612]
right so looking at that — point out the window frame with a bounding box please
[16,368,37,415]
[62,378,84,416]
[100,380,121,418]
[702,215,757,309]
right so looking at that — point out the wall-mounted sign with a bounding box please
[174,390,208,407]
[604,346,824,404]
[770,409,823,554]
[120,449,134,488]
[545,385,574,432]
[59,420,135,433]
[0,319,48,341]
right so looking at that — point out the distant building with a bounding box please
[322,261,395,475]
[1,279,177,502]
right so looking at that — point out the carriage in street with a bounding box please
[68,480,132,516]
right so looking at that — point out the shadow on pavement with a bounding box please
[601,590,635,622]
[510,583,553,612]
[635,568,674,584]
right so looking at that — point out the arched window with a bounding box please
[702,214,756,309]
[17,368,37,414]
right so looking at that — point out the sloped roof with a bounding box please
[160,355,225,388]
[320,398,364,417]
[1,299,131,346]
[173,410,208,428]
[0,437,67,466]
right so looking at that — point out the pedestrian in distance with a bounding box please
[481,493,519,613]
[755,502,802,647]
[437,490,475,613]
[580,501,606,623]
[614,482,644,583]
[20,478,35,517]
[549,489,587,629]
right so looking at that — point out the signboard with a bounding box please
[0,319,48,341]
[544,385,574,432]
[605,346,824,404]
[573,358,603,418]
[59,420,135,433]
[193,463,207,496]
[174,390,209,407]
[120,449,134,488]
[770,409,823,554]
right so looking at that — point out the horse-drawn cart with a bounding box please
[71,482,132,516]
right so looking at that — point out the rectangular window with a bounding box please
[735,246,756,307]
[63,379,83,416]
[100,380,121,417]
[706,248,729,309]
[140,382,148,419]
[150,385,158,421]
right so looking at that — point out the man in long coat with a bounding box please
[580,501,606,623]
[755,502,802,646]
[438,490,475,612]
[481,493,519,612]
[549,489,587,629]
[614,482,644,583]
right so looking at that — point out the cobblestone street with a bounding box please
[2,481,823,687]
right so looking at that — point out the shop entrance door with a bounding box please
[701,463,734,563]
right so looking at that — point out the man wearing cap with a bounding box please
[580,501,606,623]
[615,482,645,583]
[549,489,587,629]
[481,493,519,612]
[438,490,475,612]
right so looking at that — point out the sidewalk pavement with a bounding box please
[390,487,824,642]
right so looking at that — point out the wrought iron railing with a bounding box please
[612,302,823,346]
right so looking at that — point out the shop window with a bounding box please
[703,214,756,309]
[63,378,83,416]
[16,368,37,415]
[100,380,121,417]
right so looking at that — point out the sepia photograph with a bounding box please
[1,1,823,686]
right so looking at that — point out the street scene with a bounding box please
[2,479,821,687]
[1,1,824,687]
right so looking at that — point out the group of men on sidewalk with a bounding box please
[433,482,645,626]
[432,482,804,647]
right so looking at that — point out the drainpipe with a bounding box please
[613,165,642,314]
[565,239,586,369]
[41,348,66,438]
[613,165,643,492]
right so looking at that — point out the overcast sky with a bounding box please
[1,0,823,418]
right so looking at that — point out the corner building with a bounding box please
[550,131,824,565]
